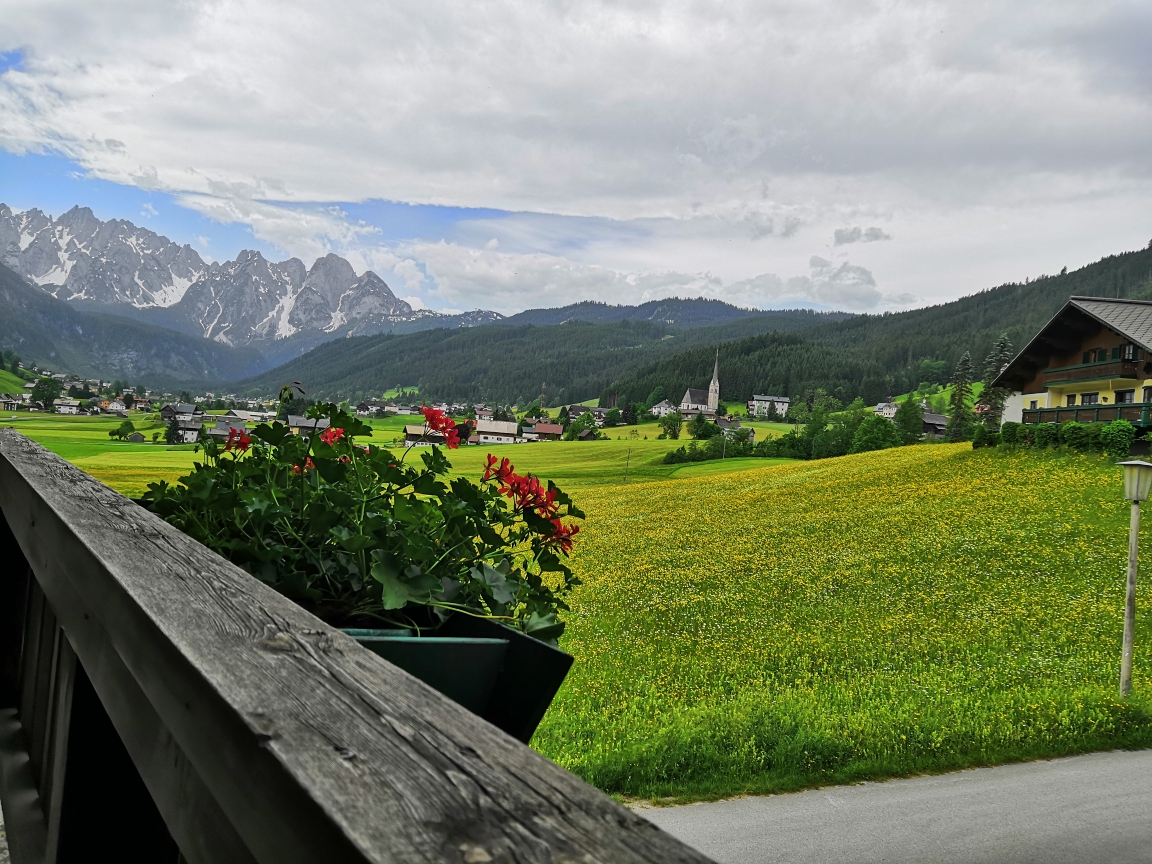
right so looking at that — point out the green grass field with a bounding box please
[6,413,1150,803]
[0,367,31,392]
[534,444,1152,801]
[0,412,791,495]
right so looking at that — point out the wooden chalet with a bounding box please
[994,296,1152,427]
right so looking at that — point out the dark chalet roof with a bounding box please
[682,388,709,405]
[993,296,1152,391]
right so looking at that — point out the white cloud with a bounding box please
[1,0,1151,312]
[834,226,891,245]
[140,202,157,218]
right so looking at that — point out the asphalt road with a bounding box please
[640,749,1152,864]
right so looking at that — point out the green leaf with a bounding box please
[470,560,517,606]
[525,611,565,643]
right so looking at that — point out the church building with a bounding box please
[680,351,720,417]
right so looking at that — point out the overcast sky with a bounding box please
[2,0,1151,314]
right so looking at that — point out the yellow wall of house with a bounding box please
[1046,379,1152,407]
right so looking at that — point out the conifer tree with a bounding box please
[893,391,925,444]
[975,333,1014,429]
[946,352,975,442]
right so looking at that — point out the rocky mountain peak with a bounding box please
[0,202,502,356]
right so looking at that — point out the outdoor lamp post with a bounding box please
[1117,460,1152,697]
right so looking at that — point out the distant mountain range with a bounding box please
[0,204,815,378]
[0,204,501,361]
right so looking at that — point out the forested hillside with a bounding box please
[503,298,847,328]
[0,263,260,384]
[235,313,837,404]
[602,245,1152,407]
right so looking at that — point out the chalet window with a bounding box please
[1116,389,1136,404]
[1083,352,1092,364]
[1067,394,1077,406]
[1112,346,1122,360]
[1123,345,1138,361]
[1098,348,1109,362]
[1081,392,1099,405]
[1029,400,1038,410]
[1144,387,1152,403]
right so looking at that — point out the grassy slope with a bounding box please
[0,367,30,392]
[533,444,1152,801]
[10,416,1150,803]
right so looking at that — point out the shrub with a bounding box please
[142,402,583,641]
[850,414,900,454]
[972,424,987,449]
[1033,423,1060,449]
[1100,419,1137,459]
[1000,422,1020,446]
[1059,421,1089,451]
[1017,425,1036,447]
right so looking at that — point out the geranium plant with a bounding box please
[141,394,583,642]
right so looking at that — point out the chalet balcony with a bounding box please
[1040,359,1143,385]
[1021,402,1152,427]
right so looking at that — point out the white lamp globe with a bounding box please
[1118,460,1152,502]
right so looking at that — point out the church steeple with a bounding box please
[708,349,720,411]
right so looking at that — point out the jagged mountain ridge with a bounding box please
[0,204,501,349]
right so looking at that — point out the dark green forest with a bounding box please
[235,313,841,404]
[601,245,1152,407]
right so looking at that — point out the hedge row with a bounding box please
[998,419,1137,458]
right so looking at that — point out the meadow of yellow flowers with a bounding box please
[533,443,1152,801]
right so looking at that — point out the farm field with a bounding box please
[533,444,1152,801]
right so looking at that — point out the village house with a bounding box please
[475,407,495,420]
[530,422,563,441]
[205,420,250,441]
[749,394,790,418]
[224,408,276,423]
[174,417,205,443]
[160,402,206,422]
[474,419,519,445]
[994,296,1152,428]
[286,415,332,435]
[873,400,900,419]
[126,431,146,443]
[680,352,721,418]
[52,398,82,415]
[716,417,755,441]
[649,399,676,418]
[923,411,948,438]
[1,394,19,411]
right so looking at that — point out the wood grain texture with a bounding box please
[0,429,714,864]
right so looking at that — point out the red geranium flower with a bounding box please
[223,427,251,452]
[482,454,515,483]
[320,427,345,446]
[548,518,579,553]
[420,404,460,448]
[292,457,316,475]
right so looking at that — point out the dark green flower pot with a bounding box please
[438,616,574,743]
[345,618,573,743]
[342,629,508,715]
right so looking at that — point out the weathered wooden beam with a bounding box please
[0,429,711,864]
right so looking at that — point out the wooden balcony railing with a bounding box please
[1040,360,1142,385]
[0,429,712,864]
[1020,404,1152,426]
